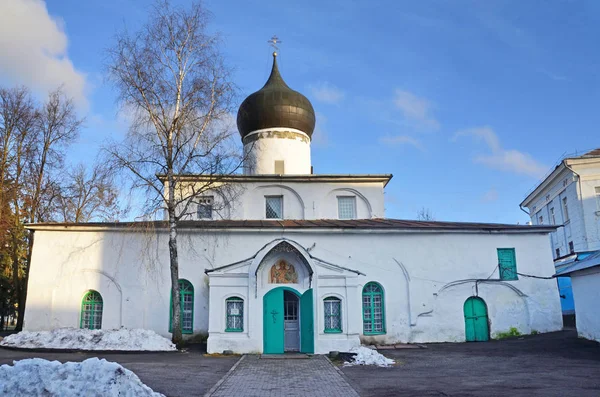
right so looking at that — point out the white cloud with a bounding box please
[0,0,88,108]
[481,188,499,203]
[455,126,546,178]
[379,135,424,151]
[311,111,329,147]
[393,89,439,130]
[309,82,344,105]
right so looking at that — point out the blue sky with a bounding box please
[2,0,598,223]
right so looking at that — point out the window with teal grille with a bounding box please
[362,282,385,335]
[498,248,518,280]
[324,297,342,333]
[225,297,243,332]
[169,279,194,334]
[80,290,103,330]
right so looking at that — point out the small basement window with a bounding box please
[497,248,518,280]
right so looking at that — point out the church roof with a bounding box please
[27,218,556,233]
[236,53,316,139]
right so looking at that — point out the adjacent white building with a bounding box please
[556,251,600,342]
[520,150,600,322]
[520,150,600,258]
[23,53,563,354]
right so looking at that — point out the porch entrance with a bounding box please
[263,287,314,354]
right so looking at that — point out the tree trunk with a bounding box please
[15,232,33,331]
[168,204,182,346]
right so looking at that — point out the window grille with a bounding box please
[265,196,283,219]
[197,196,214,219]
[226,298,244,332]
[498,248,518,280]
[362,282,385,335]
[324,297,342,333]
[337,196,356,220]
[170,279,194,334]
[80,290,103,330]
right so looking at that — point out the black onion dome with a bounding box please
[237,53,316,139]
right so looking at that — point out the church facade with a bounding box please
[23,53,563,354]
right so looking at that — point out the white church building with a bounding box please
[23,53,563,354]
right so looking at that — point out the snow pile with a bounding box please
[0,328,176,351]
[0,357,163,397]
[344,346,395,367]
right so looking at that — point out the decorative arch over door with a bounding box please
[464,296,489,342]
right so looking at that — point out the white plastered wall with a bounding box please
[243,128,311,175]
[25,228,563,353]
[570,268,600,342]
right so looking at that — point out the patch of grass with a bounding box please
[495,327,522,339]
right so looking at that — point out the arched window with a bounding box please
[362,282,385,335]
[80,290,103,330]
[324,297,342,333]
[170,279,194,334]
[225,297,244,332]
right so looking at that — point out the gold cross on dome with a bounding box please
[267,35,282,55]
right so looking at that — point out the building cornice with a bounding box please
[158,174,394,187]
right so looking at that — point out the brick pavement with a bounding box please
[207,355,360,397]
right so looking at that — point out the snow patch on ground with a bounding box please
[0,357,163,396]
[0,328,176,351]
[344,346,395,367]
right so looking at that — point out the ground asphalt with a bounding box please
[0,330,598,396]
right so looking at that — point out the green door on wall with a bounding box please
[263,288,285,354]
[263,287,314,354]
[300,289,314,354]
[464,297,489,342]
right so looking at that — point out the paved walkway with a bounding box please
[207,355,360,397]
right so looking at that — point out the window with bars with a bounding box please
[80,290,103,330]
[265,196,283,219]
[197,196,214,219]
[337,196,356,220]
[362,282,385,335]
[169,279,194,334]
[225,297,244,332]
[324,297,342,333]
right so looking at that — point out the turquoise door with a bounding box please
[300,289,314,354]
[263,288,284,353]
[464,297,489,342]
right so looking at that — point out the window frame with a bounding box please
[562,197,569,222]
[362,282,386,335]
[337,196,357,220]
[323,297,342,333]
[497,248,518,281]
[80,290,103,330]
[169,279,194,334]
[550,207,556,225]
[265,195,284,219]
[225,297,244,332]
[197,196,214,219]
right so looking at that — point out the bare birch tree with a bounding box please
[106,0,239,344]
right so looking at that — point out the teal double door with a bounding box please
[263,287,314,354]
[464,296,489,342]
